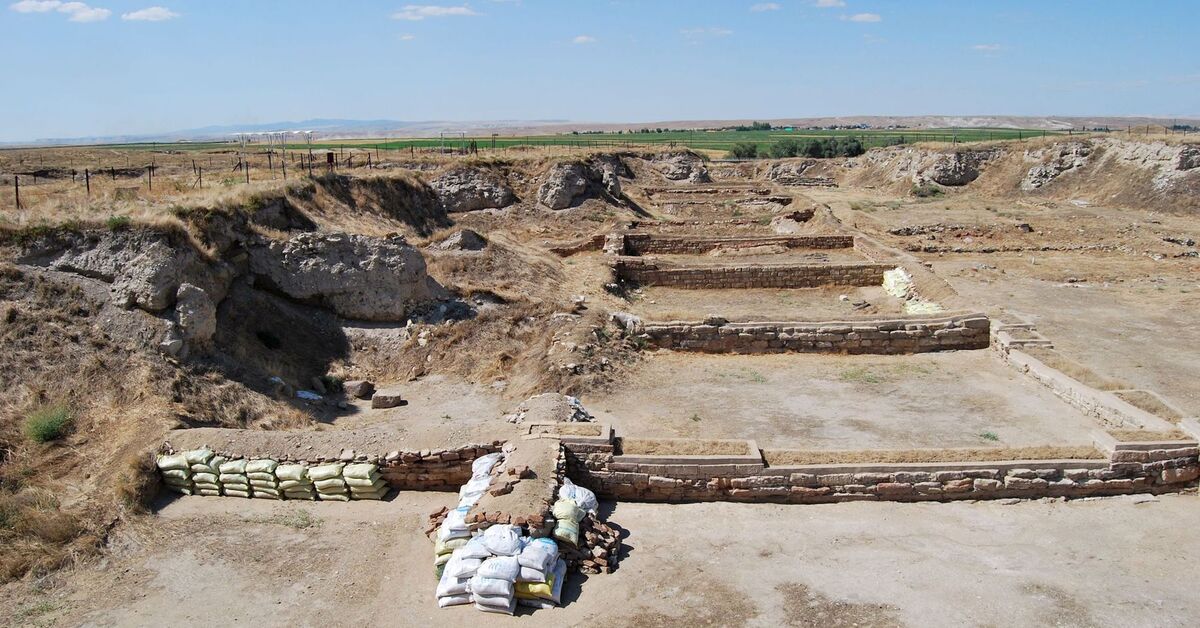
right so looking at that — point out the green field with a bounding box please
[88,126,1065,157]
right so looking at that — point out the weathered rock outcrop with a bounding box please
[248,232,437,321]
[1021,141,1092,190]
[537,156,629,209]
[175,282,217,345]
[921,149,1000,186]
[18,229,232,313]
[434,229,487,251]
[652,151,711,183]
[427,167,517,213]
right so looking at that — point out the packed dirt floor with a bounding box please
[587,352,1100,449]
[4,492,1198,627]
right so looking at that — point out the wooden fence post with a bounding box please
[85,168,90,196]
[13,175,19,210]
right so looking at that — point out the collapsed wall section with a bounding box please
[621,234,854,255]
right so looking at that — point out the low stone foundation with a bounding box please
[613,257,891,289]
[643,312,991,354]
[621,234,854,256]
[559,431,1199,504]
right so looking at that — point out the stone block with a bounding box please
[371,388,407,409]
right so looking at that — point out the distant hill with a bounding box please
[6,115,1196,147]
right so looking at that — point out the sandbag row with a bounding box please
[437,525,567,613]
[157,451,389,502]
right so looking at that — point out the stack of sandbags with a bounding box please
[310,463,349,502]
[516,558,567,609]
[156,453,193,495]
[471,555,520,615]
[189,451,227,497]
[516,538,559,585]
[434,506,473,578]
[247,459,281,500]
[276,464,315,500]
[218,458,251,498]
[436,541,487,608]
[559,478,599,515]
[551,498,586,548]
[344,463,388,500]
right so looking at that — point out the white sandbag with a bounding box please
[482,525,522,556]
[245,459,278,474]
[559,478,599,514]
[317,492,350,502]
[308,463,344,482]
[224,489,251,498]
[190,456,226,474]
[349,480,386,494]
[161,469,189,480]
[284,487,316,496]
[517,566,546,583]
[156,453,189,471]
[247,472,276,482]
[252,490,281,500]
[458,535,492,560]
[477,556,520,582]
[445,553,482,579]
[218,459,247,474]
[343,463,378,480]
[219,475,249,487]
[192,472,219,484]
[279,479,310,490]
[518,538,559,572]
[250,479,278,490]
[437,565,472,597]
[459,477,491,499]
[314,478,348,491]
[197,488,222,497]
[193,482,220,491]
[275,464,308,482]
[474,596,516,615]
[437,594,471,608]
[469,575,514,598]
[472,453,503,476]
[183,449,215,465]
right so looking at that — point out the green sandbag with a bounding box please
[276,464,308,482]
[279,479,311,490]
[551,498,584,523]
[219,473,248,485]
[314,478,347,491]
[308,463,344,482]
[223,489,251,498]
[194,482,221,491]
[284,490,316,501]
[192,472,219,484]
[157,453,189,471]
[345,475,382,488]
[247,472,276,482]
[218,459,247,474]
[166,485,193,496]
[349,486,388,500]
[250,479,278,490]
[183,449,215,465]
[161,469,189,480]
[317,492,350,502]
[246,459,278,474]
[197,488,221,497]
[343,463,379,480]
[552,520,579,547]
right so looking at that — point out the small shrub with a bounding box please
[104,215,131,230]
[911,184,943,198]
[23,404,72,443]
[727,142,759,159]
[979,431,1000,442]
[839,367,882,384]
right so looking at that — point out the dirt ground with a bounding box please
[585,351,1100,450]
[628,285,903,321]
[6,492,1198,627]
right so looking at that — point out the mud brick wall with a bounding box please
[563,443,1199,504]
[613,258,891,289]
[378,444,504,490]
[622,234,854,255]
[643,313,991,354]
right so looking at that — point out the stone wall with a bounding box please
[378,443,504,490]
[643,312,990,354]
[561,436,1199,504]
[621,234,854,255]
[613,258,891,289]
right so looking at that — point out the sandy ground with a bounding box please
[585,351,1101,450]
[7,492,1199,627]
[628,285,903,321]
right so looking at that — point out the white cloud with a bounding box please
[122,6,178,21]
[399,33,416,40]
[572,35,595,44]
[10,0,62,13]
[681,27,733,38]
[846,12,881,22]
[391,4,478,20]
[971,43,1002,52]
[10,0,111,21]
[750,2,780,11]
[814,0,844,7]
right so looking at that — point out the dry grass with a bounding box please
[1022,347,1132,391]
[1107,429,1190,443]
[620,438,752,456]
[1112,391,1185,422]
[763,446,1104,466]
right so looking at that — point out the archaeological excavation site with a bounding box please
[1,131,1198,625]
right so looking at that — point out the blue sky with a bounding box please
[1,0,1197,141]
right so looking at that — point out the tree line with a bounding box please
[727,137,866,159]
